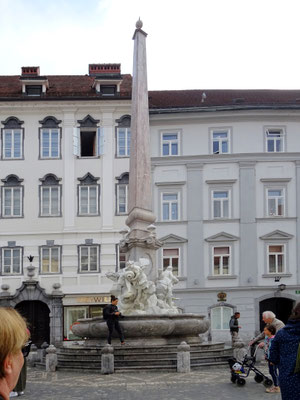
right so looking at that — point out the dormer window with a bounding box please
[20,66,48,96]
[100,85,116,96]
[26,85,42,96]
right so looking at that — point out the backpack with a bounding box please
[103,305,110,320]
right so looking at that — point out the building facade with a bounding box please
[0,66,299,345]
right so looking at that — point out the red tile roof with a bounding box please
[1,74,300,110]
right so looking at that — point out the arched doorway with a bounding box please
[259,297,295,332]
[16,300,50,348]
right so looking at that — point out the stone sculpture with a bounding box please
[106,258,179,315]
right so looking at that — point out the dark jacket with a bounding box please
[269,319,300,400]
[103,304,121,322]
[229,316,239,332]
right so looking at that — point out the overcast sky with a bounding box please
[0,0,299,90]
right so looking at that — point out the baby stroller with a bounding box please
[228,345,273,387]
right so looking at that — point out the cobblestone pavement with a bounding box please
[21,365,281,400]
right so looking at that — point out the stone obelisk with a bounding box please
[121,20,162,281]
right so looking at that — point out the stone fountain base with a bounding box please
[71,314,209,346]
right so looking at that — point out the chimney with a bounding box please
[21,66,40,77]
[89,63,121,76]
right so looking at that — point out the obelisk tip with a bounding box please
[136,18,143,29]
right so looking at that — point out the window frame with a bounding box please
[266,187,285,217]
[210,305,234,330]
[267,243,286,274]
[78,184,100,216]
[116,183,128,215]
[116,244,126,271]
[212,245,231,276]
[39,127,62,159]
[162,247,180,276]
[78,244,100,273]
[2,186,23,218]
[161,191,180,222]
[2,128,24,160]
[116,127,131,157]
[210,128,231,155]
[1,246,23,275]
[39,245,62,275]
[212,189,231,219]
[264,127,285,153]
[160,130,181,157]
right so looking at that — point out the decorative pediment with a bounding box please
[116,172,129,183]
[1,174,23,185]
[39,116,62,127]
[205,232,239,242]
[78,172,99,184]
[159,234,188,244]
[259,230,294,241]
[77,114,100,127]
[39,174,61,185]
[1,116,24,128]
[116,115,131,127]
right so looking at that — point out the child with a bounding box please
[264,324,280,394]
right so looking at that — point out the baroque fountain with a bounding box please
[72,19,209,346]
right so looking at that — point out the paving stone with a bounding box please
[22,365,281,399]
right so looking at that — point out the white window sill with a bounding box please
[207,274,238,280]
[262,273,292,278]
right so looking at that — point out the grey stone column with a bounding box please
[177,341,191,373]
[101,344,114,374]
[186,163,204,287]
[45,345,57,372]
[295,161,300,284]
[122,20,162,281]
[239,161,257,286]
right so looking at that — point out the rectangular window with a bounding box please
[212,190,229,218]
[100,85,116,96]
[212,130,229,154]
[79,186,98,215]
[79,246,99,272]
[162,193,179,221]
[213,246,230,275]
[161,133,179,156]
[117,184,128,214]
[268,245,285,273]
[41,246,60,273]
[41,129,60,158]
[26,85,42,96]
[266,129,284,152]
[211,306,233,330]
[3,129,22,159]
[3,187,22,217]
[117,128,131,157]
[2,248,22,274]
[163,248,179,275]
[267,189,285,216]
[41,186,60,216]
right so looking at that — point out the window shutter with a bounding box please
[73,127,80,156]
[97,127,104,156]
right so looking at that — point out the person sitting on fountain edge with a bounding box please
[103,296,125,345]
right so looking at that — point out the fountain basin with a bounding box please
[72,314,209,346]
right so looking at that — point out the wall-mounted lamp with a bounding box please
[27,255,34,263]
[274,276,281,282]
[278,283,286,291]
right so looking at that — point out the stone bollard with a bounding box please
[38,342,49,362]
[101,344,114,374]
[45,345,58,372]
[27,344,38,367]
[177,341,191,373]
[232,335,247,361]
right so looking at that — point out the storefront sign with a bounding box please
[77,296,110,304]
[295,290,300,294]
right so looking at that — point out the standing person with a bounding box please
[0,308,29,400]
[269,302,300,399]
[249,311,284,348]
[103,296,125,345]
[10,329,31,398]
[229,312,241,342]
[263,324,280,394]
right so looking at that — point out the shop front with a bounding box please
[63,294,111,340]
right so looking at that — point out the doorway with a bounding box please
[15,300,50,348]
[259,297,294,332]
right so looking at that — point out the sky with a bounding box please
[0,0,300,90]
